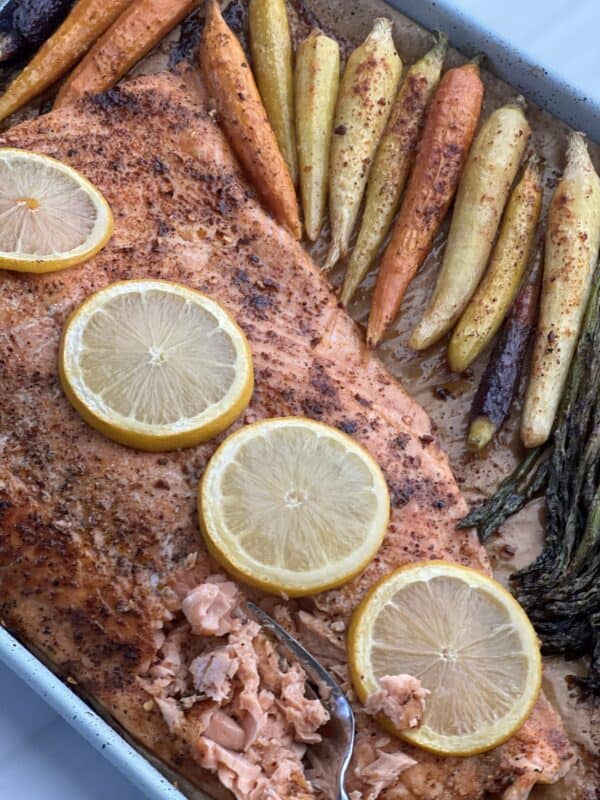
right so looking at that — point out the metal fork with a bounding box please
[245,602,355,800]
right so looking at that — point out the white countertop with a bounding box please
[0,660,146,800]
[1,2,599,798]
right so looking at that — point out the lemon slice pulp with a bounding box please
[60,280,253,451]
[0,148,113,273]
[349,561,542,756]
[199,417,390,596]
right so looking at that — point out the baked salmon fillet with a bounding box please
[0,71,573,799]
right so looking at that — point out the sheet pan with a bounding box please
[1,1,598,798]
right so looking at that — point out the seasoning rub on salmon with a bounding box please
[0,72,573,799]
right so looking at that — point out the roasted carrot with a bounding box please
[521,132,600,448]
[249,0,297,185]
[409,100,530,351]
[199,0,301,239]
[448,153,543,373]
[294,30,340,241]
[0,0,132,123]
[366,60,484,347]
[323,18,401,271]
[468,264,541,450]
[341,33,447,306]
[54,0,198,108]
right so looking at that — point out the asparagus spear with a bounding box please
[458,446,548,536]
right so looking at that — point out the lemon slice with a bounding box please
[199,417,390,596]
[348,561,542,756]
[60,280,253,451]
[0,148,113,273]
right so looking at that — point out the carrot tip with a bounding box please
[469,52,485,67]
[433,30,448,52]
[407,330,424,350]
[525,151,543,171]
[511,94,527,111]
[366,322,382,349]
[340,272,361,306]
[323,243,341,272]
[468,417,496,450]
[287,217,302,239]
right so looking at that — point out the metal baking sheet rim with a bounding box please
[1,2,599,800]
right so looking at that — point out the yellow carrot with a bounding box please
[249,0,297,185]
[409,100,531,350]
[447,153,543,373]
[521,132,600,448]
[294,30,340,241]
[341,33,447,305]
[323,18,401,271]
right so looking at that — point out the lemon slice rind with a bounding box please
[348,560,542,757]
[199,417,390,596]
[0,148,113,273]
[60,280,253,451]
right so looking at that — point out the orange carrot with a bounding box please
[0,0,133,123]
[366,61,484,348]
[54,0,199,108]
[199,0,301,239]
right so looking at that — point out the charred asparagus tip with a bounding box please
[468,417,497,450]
[469,52,485,67]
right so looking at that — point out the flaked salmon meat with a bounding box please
[0,72,574,799]
[364,674,428,731]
